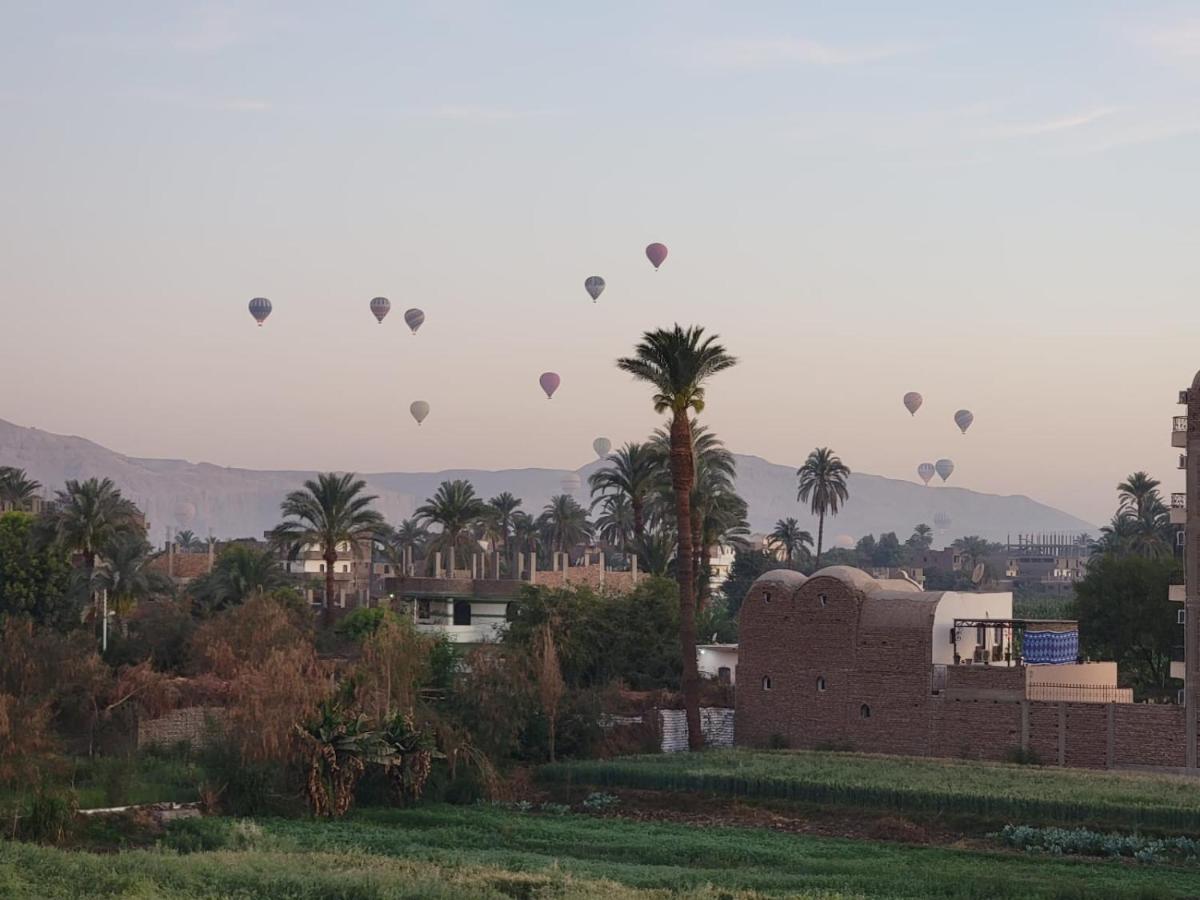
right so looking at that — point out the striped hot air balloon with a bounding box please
[369,296,391,324]
[404,308,425,334]
[248,297,272,326]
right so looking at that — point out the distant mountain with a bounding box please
[0,419,1095,545]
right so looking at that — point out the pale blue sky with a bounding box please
[2,2,1199,523]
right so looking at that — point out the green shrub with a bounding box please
[21,784,77,845]
[996,824,1200,864]
[164,817,264,854]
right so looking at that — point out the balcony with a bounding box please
[1170,583,1186,603]
[1182,390,1193,406]
[1171,492,1187,525]
[1174,417,1189,448]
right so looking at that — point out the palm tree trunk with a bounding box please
[632,496,645,545]
[815,512,825,569]
[669,409,704,751]
[324,548,337,629]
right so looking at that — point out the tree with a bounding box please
[768,518,813,564]
[537,494,592,557]
[90,532,172,635]
[1074,554,1180,699]
[617,323,736,750]
[534,621,565,762]
[487,492,523,569]
[0,511,75,629]
[905,523,933,557]
[952,535,992,576]
[721,548,799,616]
[588,442,658,544]
[593,492,634,550]
[873,532,903,568]
[174,529,204,552]
[796,448,851,568]
[415,480,487,573]
[0,467,41,511]
[1118,471,1163,520]
[271,473,384,628]
[188,544,290,615]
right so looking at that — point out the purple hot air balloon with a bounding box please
[539,372,561,399]
[903,392,923,416]
[917,463,935,485]
[369,296,391,324]
[645,242,668,270]
[248,297,272,326]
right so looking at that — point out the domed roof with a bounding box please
[807,565,880,593]
[750,569,808,589]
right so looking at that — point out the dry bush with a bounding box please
[228,645,332,765]
[353,619,431,722]
[450,646,536,763]
[189,594,311,679]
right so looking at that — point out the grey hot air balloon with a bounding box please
[917,463,935,485]
[954,409,974,434]
[933,512,952,531]
[903,392,923,416]
[561,472,582,494]
[174,500,196,527]
[935,458,955,482]
[539,372,561,399]
[410,401,430,426]
[369,296,391,324]
[593,437,612,459]
[584,276,605,302]
[248,297,272,326]
[404,308,425,334]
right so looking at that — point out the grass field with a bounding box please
[2,805,1199,898]
[540,749,1200,831]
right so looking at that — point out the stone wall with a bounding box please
[659,708,735,753]
[137,707,225,749]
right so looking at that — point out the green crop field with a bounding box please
[3,805,1200,898]
[541,749,1200,831]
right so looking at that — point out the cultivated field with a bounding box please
[3,805,1200,899]
[541,749,1200,831]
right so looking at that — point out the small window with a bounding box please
[319,563,325,572]
[417,598,431,621]
[976,624,986,645]
[342,564,349,573]
[453,599,472,626]
[818,593,827,607]
[816,676,827,692]
[860,704,871,719]
[718,666,731,685]
[762,590,771,604]
[761,675,772,691]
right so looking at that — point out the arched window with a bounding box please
[816,676,827,692]
[762,590,772,604]
[860,703,871,719]
[761,675,772,691]
[818,593,828,607]
[453,599,472,626]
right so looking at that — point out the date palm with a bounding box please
[588,442,657,543]
[594,492,634,550]
[174,529,204,552]
[769,517,813,564]
[0,466,41,510]
[189,543,289,614]
[796,447,851,569]
[90,533,172,633]
[537,494,593,557]
[415,479,487,574]
[1118,471,1162,521]
[617,323,736,750]
[271,472,384,627]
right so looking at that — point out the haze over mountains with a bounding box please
[0,418,1095,546]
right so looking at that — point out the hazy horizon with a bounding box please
[3,3,1199,526]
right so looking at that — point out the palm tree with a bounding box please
[537,494,593,557]
[594,492,635,549]
[415,480,487,574]
[588,442,658,543]
[1118,472,1162,521]
[951,535,992,578]
[174,529,204,552]
[698,487,750,604]
[189,544,290,614]
[90,533,172,634]
[617,324,736,751]
[769,517,813,563]
[487,493,523,549]
[911,523,933,549]
[796,448,851,569]
[0,467,41,510]
[511,511,539,566]
[271,473,385,627]
[51,476,140,584]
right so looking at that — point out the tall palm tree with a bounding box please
[769,517,814,563]
[90,533,172,634]
[414,479,487,574]
[0,467,41,510]
[617,324,736,751]
[174,529,204,552]
[511,510,539,564]
[588,442,658,543]
[594,492,635,549]
[537,494,593,557]
[1118,472,1162,521]
[271,472,384,627]
[698,487,750,604]
[189,543,290,614]
[911,523,933,548]
[796,447,851,569]
[951,535,992,578]
[487,493,523,549]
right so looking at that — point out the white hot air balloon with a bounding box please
[903,392,923,416]
[934,511,952,531]
[410,401,430,425]
[935,458,955,482]
[917,463,935,485]
[593,437,612,459]
[954,409,974,434]
[560,472,582,495]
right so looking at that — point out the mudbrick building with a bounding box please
[736,566,1182,769]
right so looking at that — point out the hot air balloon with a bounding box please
[404,308,425,334]
[539,372,561,399]
[954,409,974,434]
[935,458,955,482]
[584,276,605,302]
[593,437,612,459]
[903,392,923,416]
[174,500,196,527]
[933,512,952,531]
[645,243,668,270]
[833,534,855,549]
[561,472,582,494]
[917,463,935,485]
[410,401,430,426]
[248,297,272,326]
[369,296,391,324]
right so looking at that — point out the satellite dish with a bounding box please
[971,563,985,585]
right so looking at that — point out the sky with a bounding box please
[1,1,1199,526]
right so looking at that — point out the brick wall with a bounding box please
[137,707,225,749]
[1115,704,1186,768]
